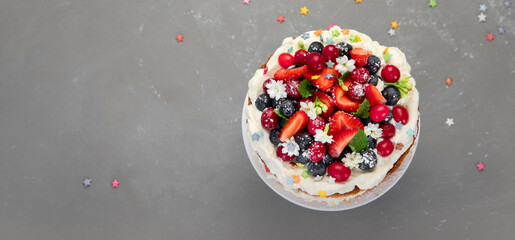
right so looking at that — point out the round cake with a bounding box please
[244,25,419,205]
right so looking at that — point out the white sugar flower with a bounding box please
[300,101,318,120]
[314,129,334,144]
[265,79,287,100]
[364,123,383,139]
[279,137,300,157]
[342,152,363,169]
[335,56,356,74]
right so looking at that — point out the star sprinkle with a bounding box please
[324,73,334,79]
[395,121,404,130]
[478,13,487,22]
[314,29,323,37]
[406,128,415,136]
[332,29,341,37]
[498,26,505,35]
[301,171,310,179]
[276,15,285,23]
[83,178,92,188]
[341,29,350,35]
[486,33,495,42]
[251,131,264,141]
[445,118,454,126]
[292,175,301,184]
[301,32,310,40]
[263,67,268,75]
[300,6,309,15]
[325,37,335,45]
[479,4,488,12]
[349,34,359,42]
[111,179,120,188]
[319,35,324,43]
[175,34,183,42]
[243,0,250,4]
[383,52,392,62]
[318,191,327,197]
[388,28,396,37]
[505,0,512,8]
[476,162,485,171]
[326,24,335,29]
[429,0,437,8]
[287,46,293,54]
[391,21,399,29]
[296,163,305,168]
[355,0,362,3]
[286,176,294,185]
[326,176,336,184]
[445,77,453,86]
[313,175,323,181]
[326,60,335,68]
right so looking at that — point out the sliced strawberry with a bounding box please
[310,91,334,120]
[279,111,308,142]
[304,67,337,93]
[349,48,371,67]
[274,65,308,81]
[332,85,361,112]
[328,128,359,158]
[328,111,364,136]
[364,84,387,107]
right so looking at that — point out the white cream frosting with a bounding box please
[245,26,419,201]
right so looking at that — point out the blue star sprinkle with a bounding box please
[505,0,511,8]
[479,4,488,12]
[498,26,505,35]
[406,128,415,136]
[394,121,404,130]
[319,35,324,42]
[325,73,334,79]
[326,60,335,68]
[325,37,335,45]
[251,131,264,141]
[286,176,294,185]
[287,46,293,54]
[83,178,92,188]
[301,32,310,40]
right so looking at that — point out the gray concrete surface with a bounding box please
[0,0,514,239]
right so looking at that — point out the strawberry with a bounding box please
[274,66,308,81]
[304,68,337,93]
[279,111,308,142]
[332,85,361,112]
[349,48,371,67]
[310,91,334,120]
[328,128,359,158]
[328,111,364,137]
[364,84,386,107]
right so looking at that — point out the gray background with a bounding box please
[0,0,514,239]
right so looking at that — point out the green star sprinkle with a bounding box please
[383,52,392,62]
[349,34,358,43]
[332,29,340,37]
[296,163,305,168]
[429,0,437,8]
[301,171,310,179]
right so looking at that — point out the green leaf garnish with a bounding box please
[348,129,369,152]
[351,99,370,118]
[273,109,289,121]
[298,79,316,98]
[297,40,306,50]
[313,97,328,114]
[385,76,413,99]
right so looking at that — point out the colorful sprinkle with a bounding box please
[318,191,327,197]
[391,21,399,29]
[314,29,323,37]
[445,77,453,86]
[263,67,268,75]
[325,37,335,45]
[505,0,512,8]
[326,60,335,68]
[287,46,293,54]
[276,15,285,23]
[349,34,358,42]
[355,0,362,3]
[383,52,392,62]
[111,179,120,188]
[326,24,335,29]
[326,176,336,184]
[292,175,301,184]
[406,128,415,136]
[388,28,396,37]
[445,118,454,127]
[498,26,505,35]
[251,131,264,141]
[311,75,320,80]
[429,0,437,8]
[319,35,324,42]
[175,34,184,42]
[341,29,350,35]
[476,162,485,171]
[296,163,305,167]
[286,176,294,185]
[332,29,341,37]
[301,171,310,179]
[313,175,323,181]
[300,6,309,15]
[486,33,494,42]
[325,73,334,79]
[394,121,404,130]
[478,13,487,22]
[83,178,92,188]
[243,0,250,4]
[479,4,488,12]
[301,32,310,40]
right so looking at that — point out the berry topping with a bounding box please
[380,109,393,124]
[307,161,326,177]
[335,42,353,58]
[274,65,308,81]
[276,146,295,161]
[272,98,285,109]
[294,130,314,150]
[392,105,410,125]
[279,111,308,142]
[369,104,390,123]
[308,41,324,53]
[261,107,279,130]
[328,111,364,136]
[262,79,272,92]
[311,91,334,120]
[269,129,281,146]
[359,150,377,171]
[364,55,381,75]
[278,53,295,69]
[308,115,326,136]
[327,162,351,182]
[294,49,309,66]
[305,52,325,73]
[347,82,366,101]
[349,48,371,67]
[328,128,359,158]
[368,75,382,86]
[279,99,298,118]
[381,123,396,139]
[377,139,394,157]
[382,85,401,106]
[306,67,337,93]
[285,80,301,99]
[364,84,387,107]
[368,136,377,149]
[332,85,361,112]
[321,153,335,165]
[360,117,372,126]
[321,44,339,63]
[297,150,311,164]
[381,65,401,83]
[350,67,370,84]
[308,142,326,163]
[255,93,272,111]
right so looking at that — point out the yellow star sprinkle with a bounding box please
[300,6,309,15]
[312,75,320,80]
[356,0,362,3]
[391,21,399,29]
[318,191,327,197]
[292,175,301,184]
[314,29,323,37]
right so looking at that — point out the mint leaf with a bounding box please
[298,79,316,98]
[273,109,289,121]
[351,99,370,118]
[348,129,369,152]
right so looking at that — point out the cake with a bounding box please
[244,25,419,205]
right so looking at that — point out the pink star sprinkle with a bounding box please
[276,15,285,23]
[175,34,184,43]
[263,67,268,75]
[243,0,250,4]
[111,179,120,188]
[476,162,485,171]
[326,24,335,29]
[486,33,494,42]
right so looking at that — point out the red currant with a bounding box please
[350,67,370,84]
[262,79,272,92]
[305,52,325,73]
[392,105,409,124]
[261,107,278,130]
[294,49,309,66]
[347,82,366,101]
[370,104,390,122]
[377,139,394,157]
[308,116,325,136]
[327,162,351,182]
[276,146,295,161]
[285,80,301,99]
[381,65,401,83]
[381,123,396,139]
[278,53,295,69]
[308,142,326,163]
[321,44,339,63]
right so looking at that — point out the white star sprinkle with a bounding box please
[83,178,92,188]
[313,175,323,182]
[326,176,336,184]
[388,28,396,37]
[478,13,487,22]
[445,118,454,127]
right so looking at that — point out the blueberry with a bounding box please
[360,117,372,126]
[337,146,353,161]
[308,41,324,53]
[335,42,353,58]
[279,99,298,118]
[379,108,393,124]
[294,130,314,150]
[297,150,311,164]
[322,154,335,165]
[255,93,272,111]
[272,98,285,109]
[382,86,400,106]
[365,55,381,75]
[307,161,327,177]
[269,129,281,146]
[368,75,382,86]
[278,117,287,127]
[359,149,377,171]
[368,136,377,149]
